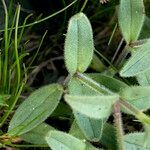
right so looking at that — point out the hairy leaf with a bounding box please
[8,84,63,136]
[68,77,101,96]
[137,69,150,86]
[65,94,119,119]
[120,86,150,111]
[64,12,94,74]
[69,121,85,139]
[120,40,150,77]
[74,112,104,142]
[100,123,118,150]
[68,77,104,141]
[118,0,145,43]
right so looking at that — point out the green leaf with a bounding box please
[118,0,145,43]
[8,84,63,136]
[69,122,100,150]
[87,73,128,93]
[64,12,94,74]
[21,123,55,145]
[100,123,118,150]
[140,16,150,39]
[68,77,101,96]
[65,94,119,119]
[90,54,105,72]
[136,69,150,86]
[120,40,150,77]
[69,121,85,140]
[68,77,105,141]
[120,86,150,111]
[144,124,150,147]
[45,130,86,150]
[74,112,104,142]
[124,132,150,150]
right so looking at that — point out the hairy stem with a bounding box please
[113,102,125,150]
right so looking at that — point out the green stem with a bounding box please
[28,30,48,69]
[18,13,33,45]
[80,0,88,12]
[108,23,118,46]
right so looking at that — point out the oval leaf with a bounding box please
[65,94,119,119]
[64,12,94,74]
[118,0,145,43]
[45,131,86,150]
[120,40,150,77]
[120,86,150,111]
[8,84,63,136]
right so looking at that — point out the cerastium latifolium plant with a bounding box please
[0,0,150,149]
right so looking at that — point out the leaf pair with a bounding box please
[67,77,105,142]
[64,76,120,142]
[64,12,94,75]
